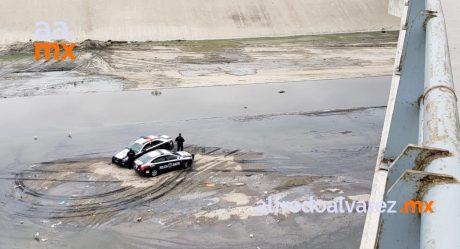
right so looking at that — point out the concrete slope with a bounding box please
[0,0,399,44]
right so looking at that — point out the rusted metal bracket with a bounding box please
[382,145,451,190]
[378,170,456,249]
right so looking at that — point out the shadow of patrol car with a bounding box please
[134,149,194,177]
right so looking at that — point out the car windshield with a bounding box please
[127,142,142,153]
[137,153,155,164]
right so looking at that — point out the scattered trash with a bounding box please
[249,233,254,238]
[244,106,248,109]
[67,132,72,138]
[41,238,48,242]
[234,182,245,186]
[34,136,38,141]
[320,188,344,194]
[264,191,268,194]
[278,90,285,93]
[58,201,65,205]
[20,221,24,224]
[40,220,49,223]
[51,221,62,228]
[136,217,142,222]
[227,223,232,227]
[151,90,162,96]
[206,183,215,187]
[147,209,153,212]
[339,130,352,135]
[34,232,40,241]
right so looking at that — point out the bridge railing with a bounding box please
[360,0,460,248]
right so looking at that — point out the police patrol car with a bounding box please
[134,149,194,177]
[112,135,174,166]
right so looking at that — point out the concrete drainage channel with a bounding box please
[4,145,371,248]
[10,147,243,222]
[7,147,270,223]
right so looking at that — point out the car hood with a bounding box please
[114,148,130,159]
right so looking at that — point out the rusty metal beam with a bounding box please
[420,0,460,247]
[361,0,460,248]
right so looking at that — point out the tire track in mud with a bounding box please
[8,146,257,225]
[12,168,190,220]
[14,173,132,200]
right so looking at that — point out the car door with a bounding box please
[139,142,152,155]
[153,156,168,171]
[150,140,163,150]
[164,155,180,170]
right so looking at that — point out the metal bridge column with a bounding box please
[420,0,460,248]
[361,0,460,248]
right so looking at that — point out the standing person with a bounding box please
[175,133,185,151]
[126,149,136,169]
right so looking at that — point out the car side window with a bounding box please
[142,143,152,151]
[166,155,177,161]
[153,156,166,163]
[151,140,161,147]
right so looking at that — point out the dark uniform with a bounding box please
[126,149,136,169]
[175,133,185,151]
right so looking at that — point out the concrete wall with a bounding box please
[0,0,400,44]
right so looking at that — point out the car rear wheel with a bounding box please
[150,169,158,177]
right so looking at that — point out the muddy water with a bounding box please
[0,76,389,130]
[0,76,390,248]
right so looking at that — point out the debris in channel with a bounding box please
[51,221,62,228]
[151,90,162,96]
[33,232,40,241]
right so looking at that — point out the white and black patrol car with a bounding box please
[112,135,174,166]
[134,149,194,177]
